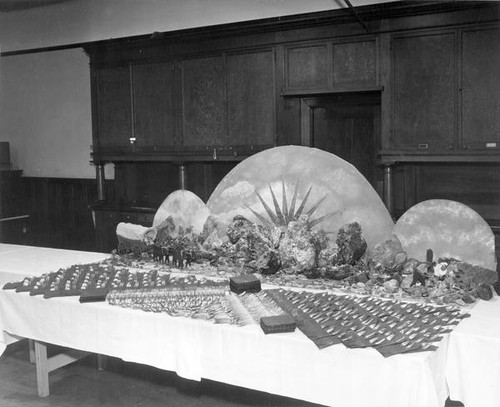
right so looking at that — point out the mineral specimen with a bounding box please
[225,215,279,273]
[383,278,400,293]
[369,235,407,274]
[316,239,340,269]
[199,215,229,249]
[322,264,355,280]
[452,261,498,287]
[476,283,493,301]
[336,222,367,265]
[278,214,317,274]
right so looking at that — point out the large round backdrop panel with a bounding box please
[206,145,394,249]
[153,189,210,235]
[393,199,497,270]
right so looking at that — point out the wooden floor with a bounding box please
[0,339,324,407]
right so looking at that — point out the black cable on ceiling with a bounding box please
[343,0,371,33]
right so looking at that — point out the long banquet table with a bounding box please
[0,243,498,407]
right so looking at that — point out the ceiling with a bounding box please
[0,0,74,12]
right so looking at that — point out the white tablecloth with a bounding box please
[0,244,497,407]
[0,243,111,349]
[0,243,110,285]
[446,297,500,407]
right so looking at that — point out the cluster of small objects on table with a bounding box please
[4,213,497,357]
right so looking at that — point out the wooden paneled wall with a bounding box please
[113,161,238,207]
[19,177,114,251]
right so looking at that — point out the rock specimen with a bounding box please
[199,215,228,249]
[154,216,176,245]
[336,222,367,265]
[115,222,150,255]
[317,240,340,269]
[452,261,498,287]
[369,235,407,274]
[278,214,316,274]
[476,283,493,301]
[322,264,355,280]
[436,259,499,299]
[116,222,150,241]
[225,215,279,273]
[383,279,399,293]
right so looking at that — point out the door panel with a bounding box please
[313,105,377,185]
[301,94,380,188]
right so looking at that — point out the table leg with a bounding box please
[34,341,50,398]
[32,339,90,397]
[28,339,35,364]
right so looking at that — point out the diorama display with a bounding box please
[3,146,498,356]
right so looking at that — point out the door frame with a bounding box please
[299,92,381,147]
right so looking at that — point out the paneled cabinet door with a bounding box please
[389,31,456,151]
[93,65,133,148]
[461,26,500,150]
[227,50,275,147]
[132,62,179,149]
[181,55,226,148]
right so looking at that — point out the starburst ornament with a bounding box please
[247,180,336,229]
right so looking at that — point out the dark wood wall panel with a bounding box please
[186,162,238,202]
[227,50,275,146]
[392,32,456,150]
[95,65,132,147]
[461,27,500,148]
[286,44,328,90]
[182,56,225,147]
[416,163,500,222]
[113,161,238,207]
[114,162,179,207]
[132,62,179,148]
[20,177,114,252]
[332,40,377,86]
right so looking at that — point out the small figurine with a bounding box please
[161,246,172,265]
[183,249,194,267]
[151,244,164,263]
[173,248,184,268]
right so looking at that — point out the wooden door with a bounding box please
[301,94,380,187]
